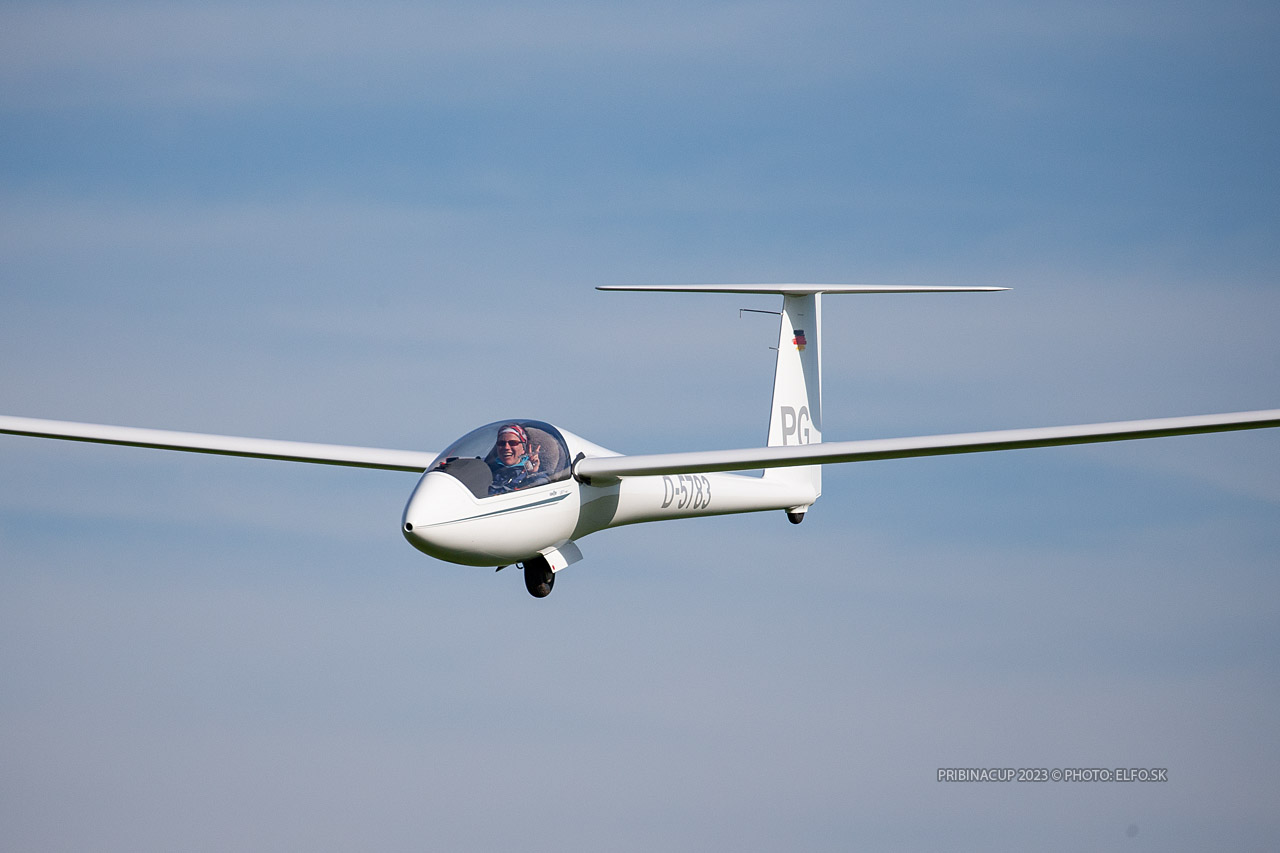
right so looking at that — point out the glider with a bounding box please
[3,284,1277,597]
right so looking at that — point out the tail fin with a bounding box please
[763,293,822,505]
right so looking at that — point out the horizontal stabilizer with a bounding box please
[573,409,1280,483]
[598,284,1007,295]
[0,416,436,472]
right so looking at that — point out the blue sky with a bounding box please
[2,1,1278,850]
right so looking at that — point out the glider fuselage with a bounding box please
[400,422,816,568]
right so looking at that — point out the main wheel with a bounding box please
[523,556,555,598]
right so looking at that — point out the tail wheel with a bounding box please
[523,556,555,598]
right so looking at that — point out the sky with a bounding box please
[1,1,1278,850]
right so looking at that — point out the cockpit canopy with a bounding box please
[428,419,572,499]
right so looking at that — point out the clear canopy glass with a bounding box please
[429,419,571,498]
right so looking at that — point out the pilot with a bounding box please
[487,423,549,495]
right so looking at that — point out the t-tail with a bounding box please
[595,283,1009,522]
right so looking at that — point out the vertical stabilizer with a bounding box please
[764,293,822,504]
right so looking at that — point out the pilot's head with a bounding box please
[494,424,528,467]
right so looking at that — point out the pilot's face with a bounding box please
[496,435,524,465]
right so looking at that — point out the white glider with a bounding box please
[3,284,1277,598]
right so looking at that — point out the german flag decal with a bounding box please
[792,330,807,350]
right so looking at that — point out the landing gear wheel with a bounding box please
[523,556,555,598]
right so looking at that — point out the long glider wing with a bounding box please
[0,416,436,473]
[572,410,1280,484]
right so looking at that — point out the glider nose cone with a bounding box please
[401,471,477,560]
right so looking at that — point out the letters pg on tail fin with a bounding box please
[764,292,823,505]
